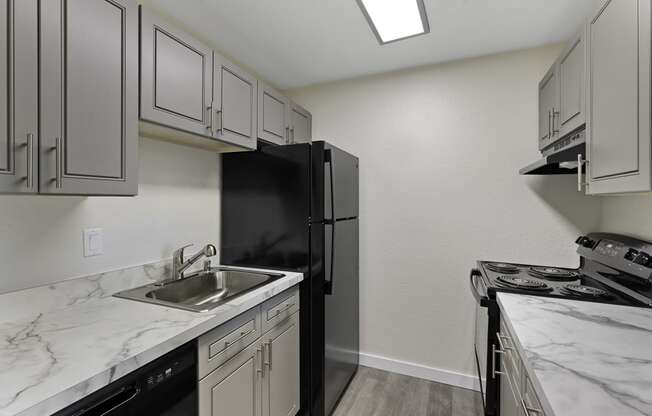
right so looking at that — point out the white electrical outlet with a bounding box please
[83,228,104,257]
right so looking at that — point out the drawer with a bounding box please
[198,306,262,379]
[261,286,300,333]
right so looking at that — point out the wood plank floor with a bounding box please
[333,366,483,416]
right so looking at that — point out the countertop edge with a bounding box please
[10,271,303,416]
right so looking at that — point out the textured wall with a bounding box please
[286,45,602,383]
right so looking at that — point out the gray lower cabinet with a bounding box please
[262,313,300,416]
[213,54,258,150]
[0,0,38,194]
[40,0,138,195]
[258,82,290,145]
[586,0,652,194]
[199,288,300,416]
[199,340,263,416]
[140,7,213,138]
[289,103,312,144]
[558,27,587,139]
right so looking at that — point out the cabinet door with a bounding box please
[262,313,300,416]
[140,7,213,138]
[289,103,312,144]
[199,340,263,416]
[587,0,651,194]
[499,372,522,416]
[559,27,587,138]
[0,0,38,194]
[40,0,138,195]
[258,82,289,145]
[214,54,257,150]
[538,64,559,150]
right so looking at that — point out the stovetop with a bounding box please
[478,260,648,307]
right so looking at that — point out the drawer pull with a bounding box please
[272,303,294,317]
[224,328,256,348]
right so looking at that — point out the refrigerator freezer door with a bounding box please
[324,218,359,415]
[322,142,359,221]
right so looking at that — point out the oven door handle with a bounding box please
[470,268,489,307]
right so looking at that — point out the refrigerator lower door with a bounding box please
[324,218,359,415]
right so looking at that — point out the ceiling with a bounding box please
[149,0,601,90]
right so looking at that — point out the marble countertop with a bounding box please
[0,262,303,416]
[498,293,652,416]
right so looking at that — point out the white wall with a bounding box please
[0,137,221,294]
[600,195,652,240]
[287,45,602,384]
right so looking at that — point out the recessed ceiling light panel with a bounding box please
[357,0,430,45]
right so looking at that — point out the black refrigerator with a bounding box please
[221,141,359,416]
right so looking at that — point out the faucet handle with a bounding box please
[174,244,194,263]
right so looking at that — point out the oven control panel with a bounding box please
[577,233,652,280]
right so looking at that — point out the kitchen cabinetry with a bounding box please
[258,82,290,145]
[0,0,38,194]
[140,7,213,139]
[213,54,258,150]
[558,27,587,139]
[289,102,312,144]
[40,0,138,196]
[538,64,559,150]
[497,317,547,416]
[198,287,300,416]
[586,0,652,194]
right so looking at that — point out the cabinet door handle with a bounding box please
[256,348,263,375]
[285,126,290,144]
[215,109,223,135]
[290,127,295,143]
[552,109,559,135]
[547,110,551,139]
[577,153,588,192]
[25,133,34,189]
[53,137,63,189]
[206,105,213,135]
[267,339,272,371]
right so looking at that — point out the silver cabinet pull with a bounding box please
[273,302,294,318]
[492,343,505,379]
[206,105,213,135]
[256,348,263,375]
[53,137,63,189]
[215,109,223,135]
[290,127,295,143]
[25,133,34,189]
[224,327,255,349]
[577,153,588,192]
[552,109,560,136]
[267,339,272,371]
[547,110,551,139]
[285,126,290,144]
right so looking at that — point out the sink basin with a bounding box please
[114,268,284,312]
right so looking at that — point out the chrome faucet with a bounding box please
[172,244,217,281]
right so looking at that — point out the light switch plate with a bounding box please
[83,228,104,257]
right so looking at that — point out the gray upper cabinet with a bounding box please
[558,27,587,138]
[40,0,138,195]
[213,53,258,150]
[538,64,559,150]
[262,313,300,416]
[258,82,289,145]
[140,7,213,138]
[289,103,312,144]
[0,0,38,194]
[586,0,652,194]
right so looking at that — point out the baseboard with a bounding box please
[358,352,481,392]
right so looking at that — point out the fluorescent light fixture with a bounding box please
[357,0,430,44]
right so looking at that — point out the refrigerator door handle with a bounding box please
[325,149,335,221]
[325,221,335,295]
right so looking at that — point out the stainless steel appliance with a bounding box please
[54,342,197,415]
[471,233,652,415]
[220,141,360,416]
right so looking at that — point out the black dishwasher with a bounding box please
[55,341,197,416]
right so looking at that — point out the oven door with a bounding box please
[470,269,488,408]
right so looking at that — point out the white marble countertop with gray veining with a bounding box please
[498,293,652,416]
[0,262,303,416]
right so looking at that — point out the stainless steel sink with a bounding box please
[114,268,284,312]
